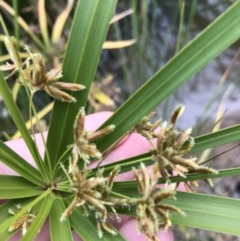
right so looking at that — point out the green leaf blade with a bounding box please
[46,0,117,169]
[20,194,54,241]
[0,72,46,177]
[116,192,240,236]
[169,192,240,235]
[191,124,240,154]
[49,197,73,241]
[97,1,240,152]
[0,175,43,199]
[0,141,43,186]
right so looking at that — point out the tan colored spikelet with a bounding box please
[1,36,86,103]
[8,204,36,236]
[134,163,183,240]
[44,86,77,102]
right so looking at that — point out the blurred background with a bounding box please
[0,1,240,240]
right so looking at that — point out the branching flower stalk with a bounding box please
[5,100,218,240]
[62,105,218,240]
[2,54,217,240]
[60,108,132,238]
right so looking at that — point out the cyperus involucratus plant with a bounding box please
[1,1,240,241]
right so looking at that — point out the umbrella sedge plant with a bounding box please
[0,1,240,241]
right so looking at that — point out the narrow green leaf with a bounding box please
[88,152,152,178]
[0,189,51,234]
[49,196,73,241]
[163,167,240,184]
[0,141,43,186]
[0,72,48,179]
[68,202,127,241]
[93,123,240,178]
[113,167,240,192]
[46,0,117,169]
[191,124,240,154]
[96,1,240,152]
[0,175,43,199]
[117,192,240,235]
[170,192,240,235]
[20,194,54,241]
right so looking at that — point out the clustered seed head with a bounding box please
[133,163,184,241]
[0,36,85,102]
[148,105,218,184]
[61,109,128,238]
[61,163,130,238]
[2,37,219,241]
[70,107,115,172]
[132,112,160,139]
[8,204,36,236]
[130,105,218,240]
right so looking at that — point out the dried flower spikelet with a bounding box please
[44,85,78,102]
[71,107,115,167]
[134,163,183,241]
[150,105,217,184]
[132,112,160,139]
[46,65,63,82]
[51,82,85,91]
[72,107,102,165]
[1,38,85,102]
[61,164,126,238]
[8,204,36,236]
[61,164,105,221]
[169,105,185,127]
[88,124,115,142]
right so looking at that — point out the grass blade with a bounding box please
[170,192,240,235]
[0,72,49,181]
[20,194,54,241]
[117,192,240,235]
[0,175,43,199]
[0,141,43,186]
[113,167,240,191]
[88,152,152,178]
[49,196,73,241]
[191,124,240,154]
[46,0,117,168]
